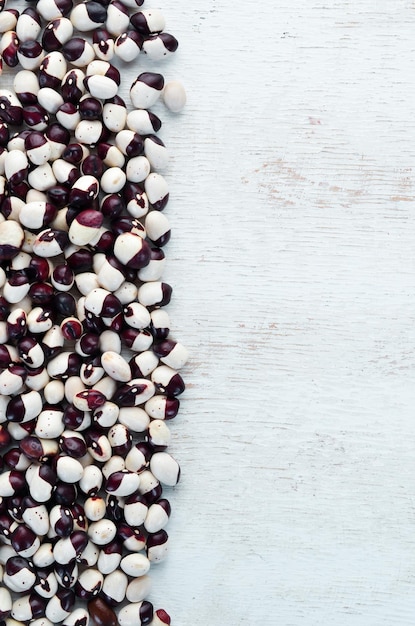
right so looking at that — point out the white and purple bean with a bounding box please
[0,2,185,623]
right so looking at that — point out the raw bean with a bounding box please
[39,51,67,89]
[3,556,36,593]
[55,455,84,483]
[126,155,151,183]
[126,574,153,603]
[56,102,81,131]
[106,1,130,36]
[144,135,168,170]
[84,496,106,521]
[138,470,162,504]
[153,339,189,369]
[129,350,159,378]
[45,588,75,623]
[42,17,73,52]
[54,560,78,589]
[147,420,171,450]
[144,210,171,247]
[144,499,171,532]
[149,309,171,340]
[0,10,19,35]
[35,406,65,439]
[131,9,165,35]
[88,597,117,626]
[13,69,40,105]
[20,435,58,462]
[124,493,148,527]
[151,364,185,396]
[38,87,65,114]
[124,443,152,475]
[0,586,12,619]
[138,281,172,308]
[79,465,103,496]
[75,568,103,600]
[101,569,128,605]
[130,72,164,109]
[11,524,41,558]
[115,31,142,62]
[151,609,171,625]
[11,593,47,621]
[49,505,74,538]
[118,406,150,433]
[145,172,169,209]
[53,531,88,564]
[142,33,178,61]
[87,519,116,545]
[118,601,154,626]
[102,455,125,479]
[32,543,54,569]
[37,0,74,22]
[163,79,186,112]
[69,209,103,246]
[92,28,114,61]
[62,38,95,67]
[17,40,45,71]
[105,469,140,496]
[150,452,180,487]
[0,220,25,260]
[70,2,107,32]
[34,568,58,599]
[101,351,131,382]
[102,96,127,133]
[127,109,162,135]
[28,464,56,503]
[146,529,169,563]
[120,553,150,577]
[96,539,122,574]
[61,68,86,103]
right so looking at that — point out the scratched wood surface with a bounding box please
[157,1,415,625]
[4,1,415,624]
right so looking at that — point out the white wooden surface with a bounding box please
[5,1,415,624]
[158,2,415,625]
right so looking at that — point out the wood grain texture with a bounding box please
[156,2,415,625]
[4,1,415,624]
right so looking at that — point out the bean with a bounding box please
[70,2,107,32]
[88,597,117,626]
[87,519,116,545]
[101,569,128,605]
[106,1,130,36]
[115,31,142,62]
[0,586,12,619]
[11,593,47,621]
[144,499,171,532]
[120,553,150,577]
[142,33,178,62]
[118,601,154,626]
[146,529,169,563]
[3,556,36,593]
[54,561,78,588]
[45,588,75,623]
[151,609,171,625]
[126,574,153,603]
[92,28,114,62]
[131,9,165,35]
[130,72,164,109]
[42,17,73,52]
[163,79,187,112]
[75,568,103,599]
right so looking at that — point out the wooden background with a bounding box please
[6,1,415,624]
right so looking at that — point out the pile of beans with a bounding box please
[0,1,187,625]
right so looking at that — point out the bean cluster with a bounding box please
[0,1,187,625]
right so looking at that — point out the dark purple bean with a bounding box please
[47,183,70,207]
[100,192,125,219]
[79,96,103,120]
[11,523,39,555]
[53,292,76,318]
[62,142,87,164]
[80,154,104,178]
[28,282,54,305]
[53,481,78,506]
